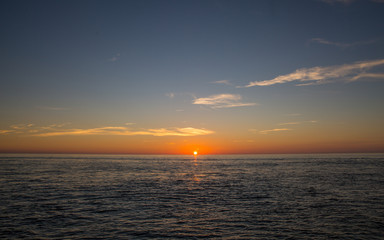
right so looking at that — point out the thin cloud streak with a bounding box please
[212,80,232,85]
[0,130,14,135]
[251,120,317,135]
[279,120,317,126]
[35,126,214,137]
[10,124,34,130]
[278,122,301,126]
[40,123,70,130]
[349,73,384,81]
[310,38,376,48]
[259,128,292,134]
[243,59,384,87]
[36,127,126,137]
[165,93,175,99]
[193,94,257,108]
[0,124,214,137]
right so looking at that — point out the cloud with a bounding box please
[36,127,214,137]
[40,123,70,130]
[10,124,34,130]
[258,128,292,134]
[278,122,301,126]
[243,59,384,87]
[0,130,15,135]
[166,92,175,99]
[0,124,34,135]
[33,126,214,137]
[279,120,317,126]
[107,53,120,62]
[36,127,126,136]
[212,80,232,85]
[250,120,316,135]
[310,38,376,48]
[141,127,214,137]
[0,123,214,137]
[349,73,384,81]
[193,94,257,108]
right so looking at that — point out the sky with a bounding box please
[1,0,384,154]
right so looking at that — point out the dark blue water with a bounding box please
[1,154,383,239]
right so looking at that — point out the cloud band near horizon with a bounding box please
[0,124,214,137]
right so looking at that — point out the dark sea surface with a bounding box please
[0,153,383,239]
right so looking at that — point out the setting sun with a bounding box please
[0,1,383,156]
[0,1,383,239]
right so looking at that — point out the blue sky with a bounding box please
[1,0,384,154]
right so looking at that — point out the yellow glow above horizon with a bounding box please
[0,121,383,154]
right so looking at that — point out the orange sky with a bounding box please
[1,127,383,154]
[1,1,384,154]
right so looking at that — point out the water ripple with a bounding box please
[1,153,383,239]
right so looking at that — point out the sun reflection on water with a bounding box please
[192,151,200,181]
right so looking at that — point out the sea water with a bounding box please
[0,153,383,239]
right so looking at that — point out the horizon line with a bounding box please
[0,151,383,155]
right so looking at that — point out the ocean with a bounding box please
[0,153,383,239]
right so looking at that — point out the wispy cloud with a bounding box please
[212,80,232,85]
[36,127,126,137]
[39,123,71,130]
[1,124,35,135]
[107,53,120,62]
[35,126,214,137]
[310,38,376,48]
[243,59,384,87]
[166,92,175,99]
[138,127,214,137]
[278,122,301,126]
[279,120,317,126]
[258,128,292,134]
[349,73,384,81]
[0,130,15,135]
[0,123,214,137]
[193,94,257,108]
[10,124,34,130]
[250,120,317,135]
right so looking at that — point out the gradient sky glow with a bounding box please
[1,0,384,154]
